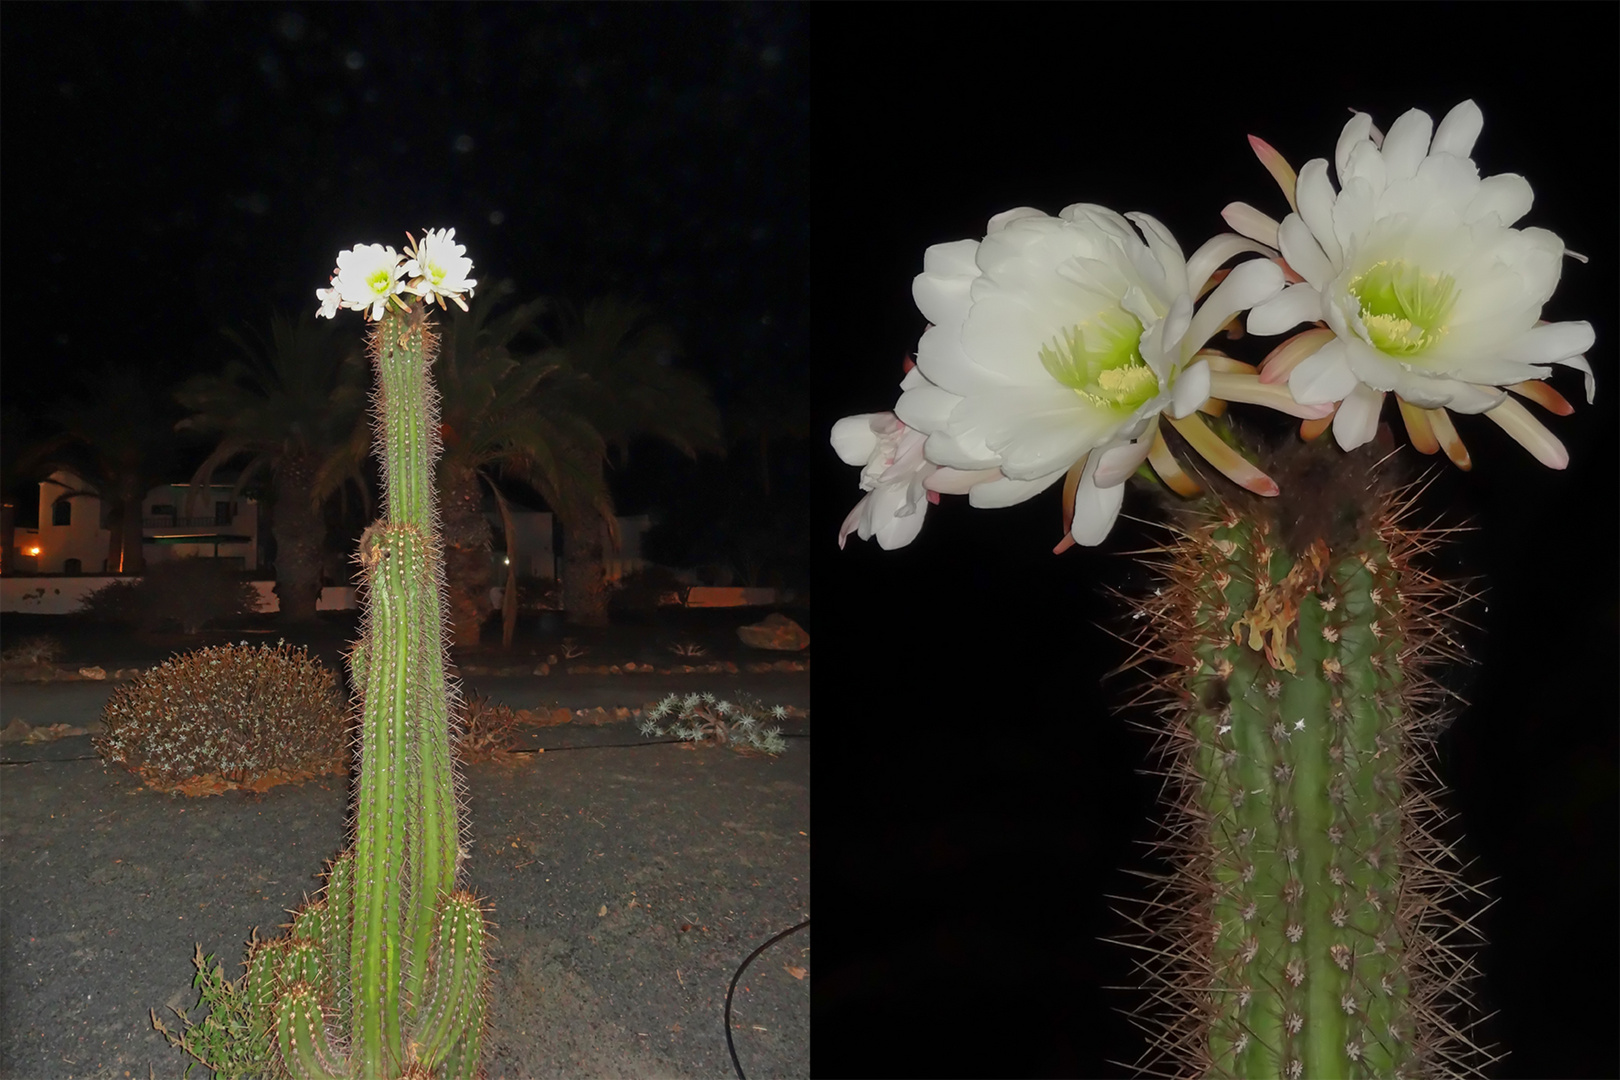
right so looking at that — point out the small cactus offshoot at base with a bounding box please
[155,232,493,1078]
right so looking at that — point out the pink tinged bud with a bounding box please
[1208,371,1336,420]
[1220,202,1281,252]
[1165,413,1279,497]
[1247,134,1300,215]
[1147,427,1202,498]
[1259,328,1335,386]
[1397,399,1441,456]
[1508,379,1575,417]
[1426,406,1472,470]
[1058,453,1089,544]
[1483,395,1569,469]
[1300,411,1335,442]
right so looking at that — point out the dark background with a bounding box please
[811,6,1618,1078]
[2,2,809,587]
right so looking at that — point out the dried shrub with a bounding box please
[456,694,525,763]
[95,640,349,793]
[1,635,64,665]
[79,559,262,634]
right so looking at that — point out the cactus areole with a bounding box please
[156,234,491,1079]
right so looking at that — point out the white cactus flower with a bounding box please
[403,227,478,312]
[323,242,406,321]
[1231,100,1595,466]
[893,204,1307,546]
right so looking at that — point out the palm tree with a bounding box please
[422,281,617,648]
[20,366,182,575]
[173,311,370,623]
[534,297,724,627]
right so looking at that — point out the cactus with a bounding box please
[832,100,1593,1078]
[155,232,491,1078]
[1110,434,1494,1078]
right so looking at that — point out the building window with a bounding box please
[63,558,82,575]
[215,501,234,525]
[52,500,71,526]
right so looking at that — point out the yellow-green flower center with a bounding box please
[1347,260,1457,356]
[366,267,396,296]
[1039,307,1159,412]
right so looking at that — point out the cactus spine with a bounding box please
[1119,439,1492,1079]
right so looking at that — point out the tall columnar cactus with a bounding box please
[833,100,1594,1077]
[1114,436,1492,1078]
[156,230,490,1079]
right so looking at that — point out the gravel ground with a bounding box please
[0,630,810,1080]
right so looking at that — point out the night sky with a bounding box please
[4,3,807,580]
[812,7,1617,1078]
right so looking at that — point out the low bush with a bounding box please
[95,640,348,792]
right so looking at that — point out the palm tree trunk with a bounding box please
[559,513,611,628]
[272,453,324,623]
[440,464,493,650]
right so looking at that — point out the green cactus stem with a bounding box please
[1113,436,1495,1079]
[156,297,491,1078]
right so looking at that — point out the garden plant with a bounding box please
[834,100,1594,1078]
[154,229,491,1077]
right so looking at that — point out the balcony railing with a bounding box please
[143,515,237,528]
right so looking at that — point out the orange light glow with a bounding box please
[26,547,41,557]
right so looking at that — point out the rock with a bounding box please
[78,666,107,680]
[737,614,809,652]
[0,719,33,744]
[532,662,551,676]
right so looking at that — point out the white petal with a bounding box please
[1466,173,1534,228]
[1184,258,1285,354]
[1558,352,1596,405]
[1124,212,1189,298]
[875,499,928,550]
[894,380,960,435]
[830,414,881,466]
[923,430,1001,472]
[967,469,1067,508]
[1379,107,1435,183]
[1170,358,1211,419]
[1070,457,1126,547]
[1294,159,1343,268]
[1187,230,1277,297]
[1220,203,1280,251]
[1277,213,1335,289]
[1247,281,1323,337]
[924,466,1002,494]
[915,321,1010,396]
[1334,114,1373,184]
[913,239,981,325]
[1431,100,1484,160]
[1500,320,1596,366]
[1330,175,1377,255]
[1332,383,1385,450]
[1289,339,1360,404]
[1092,436,1154,487]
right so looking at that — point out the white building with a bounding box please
[7,469,260,575]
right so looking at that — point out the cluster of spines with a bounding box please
[1104,463,1497,1079]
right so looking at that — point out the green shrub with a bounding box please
[79,558,262,634]
[95,640,348,790]
[639,691,789,755]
